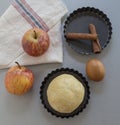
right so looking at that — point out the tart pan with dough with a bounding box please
[40,68,90,118]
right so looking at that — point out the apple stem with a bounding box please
[15,62,21,69]
[34,30,37,39]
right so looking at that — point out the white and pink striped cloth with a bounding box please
[0,0,68,69]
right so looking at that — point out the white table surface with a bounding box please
[0,0,120,125]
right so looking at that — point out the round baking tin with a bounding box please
[64,7,112,55]
[40,68,90,118]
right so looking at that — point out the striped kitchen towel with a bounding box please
[0,0,68,69]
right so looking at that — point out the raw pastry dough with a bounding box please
[47,74,85,113]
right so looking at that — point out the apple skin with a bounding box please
[5,63,34,95]
[22,28,50,57]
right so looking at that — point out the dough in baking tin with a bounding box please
[47,74,85,113]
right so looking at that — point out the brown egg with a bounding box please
[86,59,105,82]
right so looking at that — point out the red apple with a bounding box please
[5,62,34,95]
[22,28,50,57]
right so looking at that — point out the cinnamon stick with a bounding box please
[89,24,101,53]
[66,33,97,40]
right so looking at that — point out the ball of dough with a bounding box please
[47,74,85,113]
